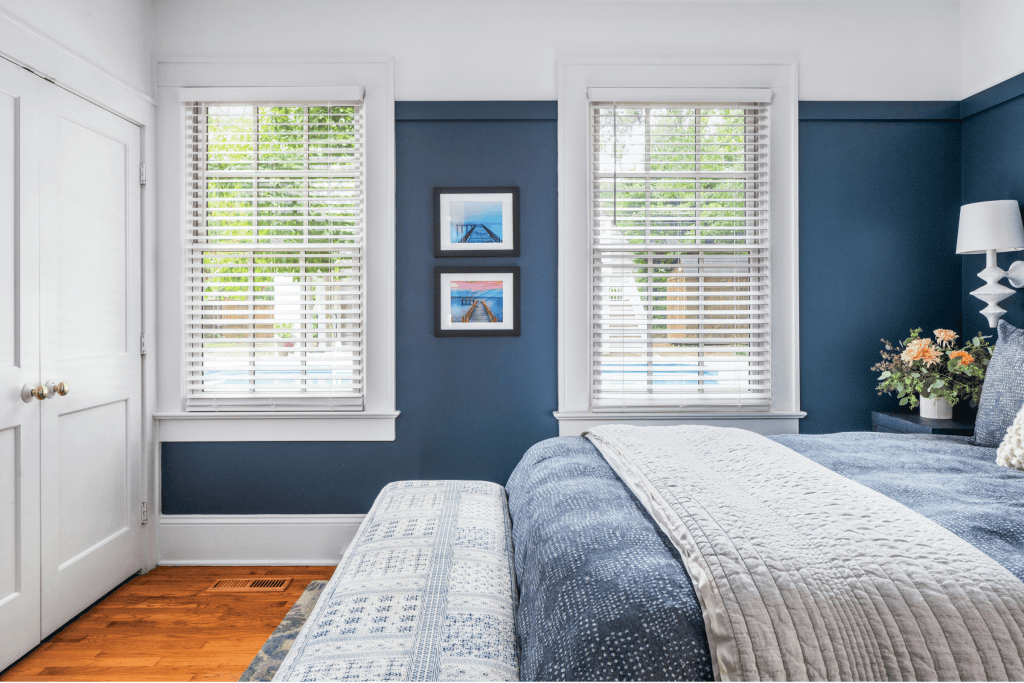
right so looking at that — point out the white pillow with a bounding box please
[996,404,1024,471]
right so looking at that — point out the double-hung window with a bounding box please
[182,96,365,411]
[590,100,770,410]
[556,63,800,435]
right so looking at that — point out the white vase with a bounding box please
[920,395,953,420]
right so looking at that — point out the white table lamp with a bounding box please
[957,199,1024,327]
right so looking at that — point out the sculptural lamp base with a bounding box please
[971,249,1015,328]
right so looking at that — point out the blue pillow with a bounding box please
[971,319,1024,447]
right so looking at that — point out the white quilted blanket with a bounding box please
[585,424,1024,682]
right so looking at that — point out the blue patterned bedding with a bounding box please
[506,432,1024,682]
[506,436,713,681]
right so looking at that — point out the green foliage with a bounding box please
[872,328,992,410]
[594,106,759,344]
[196,104,361,349]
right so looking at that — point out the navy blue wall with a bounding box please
[162,98,976,511]
[798,107,962,433]
[161,103,559,515]
[961,83,1024,335]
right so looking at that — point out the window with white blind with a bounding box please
[590,100,770,410]
[182,98,364,411]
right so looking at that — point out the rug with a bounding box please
[238,580,328,682]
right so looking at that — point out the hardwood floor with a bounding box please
[0,566,336,682]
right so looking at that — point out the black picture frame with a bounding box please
[434,266,521,337]
[434,186,520,257]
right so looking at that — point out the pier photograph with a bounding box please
[450,279,504,323]
[435,266,520,336]
[449,200,503,244]
[434,187,520,256]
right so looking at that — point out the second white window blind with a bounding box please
[590,101,771,410]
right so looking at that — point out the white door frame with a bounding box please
[0,9,158,572]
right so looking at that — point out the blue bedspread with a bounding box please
[506,432,1024,682]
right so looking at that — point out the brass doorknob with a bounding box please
[47,381,69,397]
[21,384,48,402]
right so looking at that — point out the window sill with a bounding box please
[553,411,806,437]
[154,411,400,442]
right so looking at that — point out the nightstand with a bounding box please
[871,411,975,436]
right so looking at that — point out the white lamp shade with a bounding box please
[957,200,1024,254]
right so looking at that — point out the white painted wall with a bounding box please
[153,0,961,101]
[0,0,153,95]
[961,0,1024,98]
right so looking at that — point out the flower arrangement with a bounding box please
[873,328,992,409]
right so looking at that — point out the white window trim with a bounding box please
[556,59,804,437]
[154,60,398,441]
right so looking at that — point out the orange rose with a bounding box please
[949,349,974,366]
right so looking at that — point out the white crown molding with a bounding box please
[158,514,364,566]
[0,7,155,121]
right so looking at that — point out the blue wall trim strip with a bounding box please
[396,101,558,121]
[397,93,1016,122]
[801,74,1024,122]
[960,72,1024,119]
[799,101,961,121]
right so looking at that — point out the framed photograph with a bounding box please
[434,186,519,257]
[435,266,520,337]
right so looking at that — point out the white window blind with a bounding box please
[182,100,364,411]
[590,101,770,410]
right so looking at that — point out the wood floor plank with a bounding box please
[0,565,335,682]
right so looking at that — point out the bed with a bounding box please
[276,428,1024,681]
[506,431,1024,681]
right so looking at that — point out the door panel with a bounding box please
[57,402,129,566]
[56,116,128,361]
[0,427,20,600]
[0,58,41,671]
[39,82,142,637]
[0,90,16,369]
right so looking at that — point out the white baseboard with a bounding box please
[158,514,366,566]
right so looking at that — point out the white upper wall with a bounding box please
[0,0,153,95]
[7,0,1024,104]
[153,0,961,101]
[961,0,1024,98]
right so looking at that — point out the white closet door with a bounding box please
[38,83,143,636]
[0,58,42,671]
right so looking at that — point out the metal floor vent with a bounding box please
[206,577,294,592]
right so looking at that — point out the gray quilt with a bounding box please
[587,425,1024,681]
[506,432,1024,682]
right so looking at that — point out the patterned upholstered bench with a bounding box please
[273,480,519,682]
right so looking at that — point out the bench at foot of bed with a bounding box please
[273,480,519,682]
